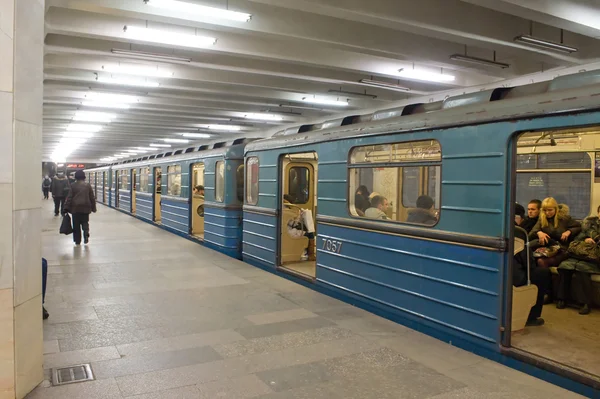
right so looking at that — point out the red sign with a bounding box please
[67,164,85,168]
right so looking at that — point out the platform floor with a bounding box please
[28,202,586,399]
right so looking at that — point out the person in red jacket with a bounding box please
[64,170,97,245]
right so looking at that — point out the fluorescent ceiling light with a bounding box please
[73,111,116,123]
[449,54,510,69]
[85,93,138,102]
[102,64,173,78]
[359,79,411,92]
[82,101,131,109]
[144,0,252,22]
[66,124,103,132]
[397,68,455,83]
[62,132,94,139]
[57,164,65,167]
[113,155,128,158]
[96,76,160,88]
[514,35,577,53]
[111,49,192,63]
[301,97,348,107]
[126,149,146,153]
[135,146,159,151]
[149,143,171,148]
[182,133,211,138]
[59,137,87,145]
[206,124,242,131]
[100,157,117,162]
[244,113,283,121]
[163,138,190,143]
[124,152,138,155]
[123,26,217,49]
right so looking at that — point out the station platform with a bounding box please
[28,202,586,399]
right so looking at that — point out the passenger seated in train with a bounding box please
[407,195,438,225]
[365,195,390,220]
[556,205,600,315]
[193,185,204,198]
[515,203,526,226]
[354,185,371,217]
[514,220,551,327]
[522,199,542,233]
[284,195,316,261]
[529,197,581,269]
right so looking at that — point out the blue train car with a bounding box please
[242,72,600,397]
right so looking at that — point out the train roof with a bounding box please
[245,69,600,153]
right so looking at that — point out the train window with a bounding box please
[192,163,205,188]
[236,165,244,203]
[139,167,149,193]
[167,165,182,196]
[348,140,441,226]
[246,157,259,205]
[215,161,225,202]
[288,167,310,204]
[119,170,128,190]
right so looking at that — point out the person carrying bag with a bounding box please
[64,170,97,246]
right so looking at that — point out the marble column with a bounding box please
[0,0,45,398]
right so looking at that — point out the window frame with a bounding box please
[245,157,259,205]
[347,139,442,227]
[215,160,225,203]
[166,164,182,197]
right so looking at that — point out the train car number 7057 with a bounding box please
[321,238,343,254]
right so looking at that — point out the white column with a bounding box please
[0,0,45,398]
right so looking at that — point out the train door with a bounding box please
[278,152,318,279]
[153,167,162,223]
[103,171,108,203]
[190,163,205,239]
[114,171,120,208]
[131,169,137,214]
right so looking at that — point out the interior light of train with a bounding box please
[206,125,242,131]
[101,64,173,78]
[397,68,455,82]
[244,113,284,121]
[66,124,103,132]
[73,111,116,123]
[162,138,190,143]
[301,97,349,106]
[149,143,172,148]
[143,0,252,22]
[96,76,160,88]
[182,133,212,138]
[123,26,217,49]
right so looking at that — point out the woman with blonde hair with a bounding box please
[529,197,581,268]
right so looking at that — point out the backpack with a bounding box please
[43,178,51,187]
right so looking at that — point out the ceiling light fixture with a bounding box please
[85,93,139,102]
[96,75,160,88]
[149,143,172,148]
[82,101,131,109]
[102,64,174,78]
[123,25,217,49]
[449,54,510,69]
[66,124,103,132]
[181,133,212,139]
[143,0,252,22]
[206,125,242,131]
[111,49,192,63]
[135,146,159,151]
[244,113,283,121]
[59,137,87,145]
[358,79,411,92]
[125,149,144,153]
[514,34,577,54]
[73,111,116,123]
[397,68,455,83]
[301,97,349,106]
[162,138,190,143]
[62,131,94,139]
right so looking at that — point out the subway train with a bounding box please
[86,69,600,397]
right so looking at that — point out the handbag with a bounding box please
[533,244,561,258]
[567,240,600,262]
[60,213,73,235]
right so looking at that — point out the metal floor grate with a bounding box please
[51,364,94,386]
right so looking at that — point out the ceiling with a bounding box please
[43,0,600,163]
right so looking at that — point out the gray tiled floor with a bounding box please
[28,202,586,399]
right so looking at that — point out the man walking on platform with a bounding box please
[51,172,70,216]
[64,170,96,245]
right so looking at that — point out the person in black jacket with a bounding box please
[354,185,370,217]
[64,171,96,245]
[50,173,70,216]
[407,195,438,225]
[521,199,541,233]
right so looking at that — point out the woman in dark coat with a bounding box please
[556,206,600,315]
[64,170,97,245]
[529,197,581,269]
[354,185,371,217]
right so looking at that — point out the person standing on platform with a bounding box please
[64,170,96,246]
[50,172,70,216]
[42,175,51,200]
